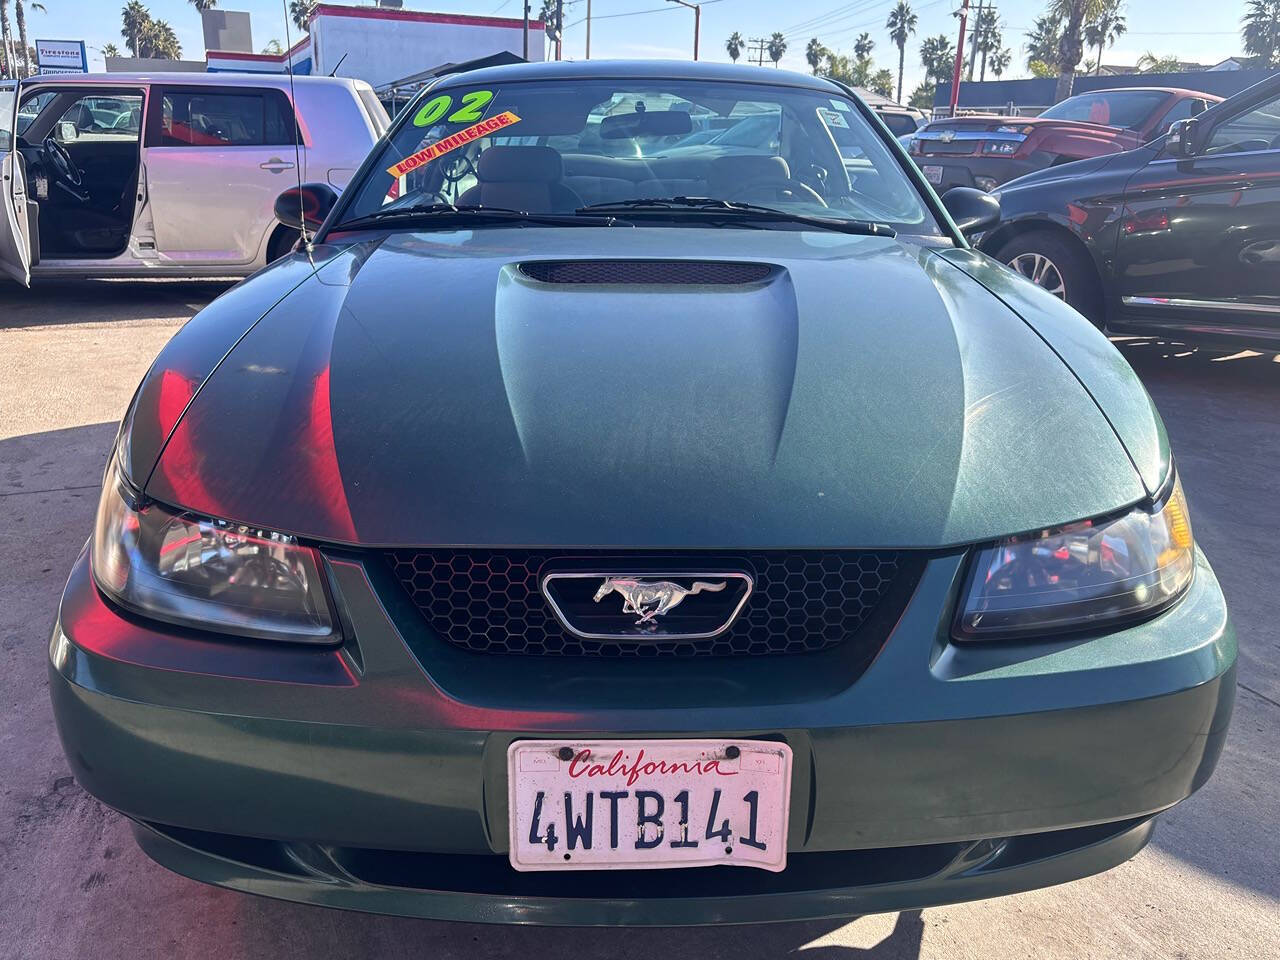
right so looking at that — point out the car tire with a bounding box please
[267,227,301,263]
[996,230,1104,327]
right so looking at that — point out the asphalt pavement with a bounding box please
[1,281,1276,959]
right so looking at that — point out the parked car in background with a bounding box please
[979,72,1280,348]
[872,104,927,139]
[910,87,1220,192]
[0,72,389,286]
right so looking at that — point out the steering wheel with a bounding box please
[727,178,828,207]
[43,136,83,189]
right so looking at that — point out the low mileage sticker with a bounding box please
[386,110,522,178]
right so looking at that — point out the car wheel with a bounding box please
[996,230,1103,326]
[267,227,301,263]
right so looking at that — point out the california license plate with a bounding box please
[923,164,944,185]
[507,739,792,873]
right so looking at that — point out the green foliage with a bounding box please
[806,37,828,74]
[1028,59,1057,78]
[1242,0,1280,69]
[767,31,788,66]
[908,81,936,111]
[119,2,181,59]
[1024,14,1061,71]
[871,69,895,99]
[289,0,316,34]
[854,32,874,60]
[886,1,918,103]
[1084,0,1126,74]
[1136,52,1182,73]
[725,31,744,63]
[919,34,955,86]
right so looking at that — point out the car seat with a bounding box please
[457,146,582,213]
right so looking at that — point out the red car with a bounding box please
[910,86,1221,191]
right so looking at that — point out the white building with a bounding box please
[205,4,545,87]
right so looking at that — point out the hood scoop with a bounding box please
[518,260,772,285]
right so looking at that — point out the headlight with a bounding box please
[981,140,1020,155]
[91,461,340,643]
[955,474,1194,640]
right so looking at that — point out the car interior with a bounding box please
[394,86,919,230]
[15,88,144,259]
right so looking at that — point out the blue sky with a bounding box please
[45,0,1251,97]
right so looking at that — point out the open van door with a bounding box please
[1,80,33,286]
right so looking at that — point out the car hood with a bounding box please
[997,148,1142,192]
[144,228,1148,549]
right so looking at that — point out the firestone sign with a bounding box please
[35,39,88,74]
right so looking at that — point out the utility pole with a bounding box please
[555,0,563,60]
[966,0,985,81]
[949,0,970,118]
[665,0,701,61]
[586,0,593,59]
[747,38,768,67]
[523,1,529,60]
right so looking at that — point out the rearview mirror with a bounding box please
[941,186,1001,236]
[1166,118,1200,158]
[599,110,694,140]
[274,182,338,233]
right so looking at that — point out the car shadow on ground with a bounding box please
[0,279,236,330]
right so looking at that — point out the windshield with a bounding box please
[1038,90,1169,130]
[338,77,938,235]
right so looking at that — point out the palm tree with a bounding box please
[886,1,917,103]
[805,37,827,74]
[1242,0,1280,69]
[1,0,14,80]
[188,0,217,10]
[989,46,1011,79]
[1024,14,1062,72]
[974,9,1002,81]
[102,42,120,58]
[919,34,954,86]
[725,31,744,63]
[121,0,149,57]
[854,32,874,60]
[1084,0,1125,75]
[767,32,787,67]
[870,68,894,98]
[289,0,316,34]
[1049,1,1106,102]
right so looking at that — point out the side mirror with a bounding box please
[941,186,1001,236]
[57,121,78,142]
[274,182,339,232]
[1166,118,1200,158]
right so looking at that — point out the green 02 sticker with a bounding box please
[413,90,496,127]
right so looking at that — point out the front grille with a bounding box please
[519,260,772,285]
[386,550,904,658]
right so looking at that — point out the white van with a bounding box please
[0,72,388,285]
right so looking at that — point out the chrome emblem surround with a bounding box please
[540,572,754,640]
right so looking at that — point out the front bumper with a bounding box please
[50,546,1235,924]
[913,155,1046,191]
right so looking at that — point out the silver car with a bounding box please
[1,72,388,285]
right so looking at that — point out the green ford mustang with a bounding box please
[48,61,1234,925]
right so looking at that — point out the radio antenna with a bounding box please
[280,0,311,253]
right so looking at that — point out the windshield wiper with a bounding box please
[334,203,627,232]
[576,197,896,237]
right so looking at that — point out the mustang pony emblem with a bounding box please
[593,577,727,625]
